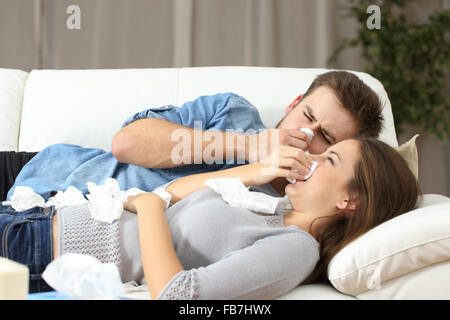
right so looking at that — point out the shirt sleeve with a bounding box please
[155,231,320,300]
[120,92,268,132]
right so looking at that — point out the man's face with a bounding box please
[277,86,359,154]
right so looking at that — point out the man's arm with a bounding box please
[112,117,309,169]
[112,117,251,168]
[112,92,309,169]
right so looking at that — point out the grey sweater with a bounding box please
[57,183,320,300]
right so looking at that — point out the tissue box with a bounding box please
[0,258,29,300]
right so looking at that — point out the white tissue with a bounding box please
[151,185,173,209]
[205,177,292,214]
[2,178,148,224]
[42,253,124,300]
[2,186,89,212]
[86,178,127,224]
[86,178,151,223]
[2,186,45,211]
[300,127,314,141]
[287,128,316,184]
[45,186,88,210]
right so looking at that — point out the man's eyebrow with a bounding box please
[306,105,336,143]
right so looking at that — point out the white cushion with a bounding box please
[121,282,357,300]
[277,283,356,300]
[328,194,450,296]
[0,68,28,151]
[357,259,450,300]
[19,68,179,152]
[18,67,398,152]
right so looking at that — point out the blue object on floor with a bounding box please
[28,291,75,300]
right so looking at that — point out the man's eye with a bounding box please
[322,133,331,144]
[303,112,312,122]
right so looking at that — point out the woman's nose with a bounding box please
[309,154,325,165]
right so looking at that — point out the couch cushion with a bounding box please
[0,68,28,151]
[395,134,419,180]
[328,194,450,296]
[120,282,357,300]
[18,67,398,152]
[18,69,179,152]
[276,283,356,300]
[356,259,450,300]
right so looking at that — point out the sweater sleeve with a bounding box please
[156,231,320,300]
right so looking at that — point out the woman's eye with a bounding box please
[327,157,335,165]
[303,112,312,122]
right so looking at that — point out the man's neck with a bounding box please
[269,177,287,197]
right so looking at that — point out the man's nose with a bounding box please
[308,123,321,135]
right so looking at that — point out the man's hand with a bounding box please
[246,128,311,163]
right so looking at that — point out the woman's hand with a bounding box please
[243,145,314,186]
[124,192,165,213]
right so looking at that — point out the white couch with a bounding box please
[0,66,449,300]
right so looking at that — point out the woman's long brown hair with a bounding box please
[302,137,422,284]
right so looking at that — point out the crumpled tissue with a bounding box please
[2,178,151,223]
[205,177,292,215]
[287,127,318,184]
[45,186,88,209]
[85,178,146,223]
[2,186,46,211]
[84,178,172,222]
[42,253,124,300]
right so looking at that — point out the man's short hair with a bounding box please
[278,71,384,138]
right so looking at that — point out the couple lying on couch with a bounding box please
[0,71,421,299]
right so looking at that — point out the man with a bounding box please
[2,71,383,202]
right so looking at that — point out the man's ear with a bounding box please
[285,103,296,115]
[285,94,303,115]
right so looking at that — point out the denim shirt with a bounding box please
[7,93,269,201]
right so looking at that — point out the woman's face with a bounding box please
[285,139,361,216]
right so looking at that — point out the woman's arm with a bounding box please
[132,192,184,299]
[165,163,259,204]
[165,145,311,205]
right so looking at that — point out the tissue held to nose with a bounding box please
[287,128,316,184]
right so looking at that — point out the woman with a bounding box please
[1,138,420,299]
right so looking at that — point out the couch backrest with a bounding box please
[0,67,398,152]
[0,68,28,151]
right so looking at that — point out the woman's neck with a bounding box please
[283,209,320,242]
